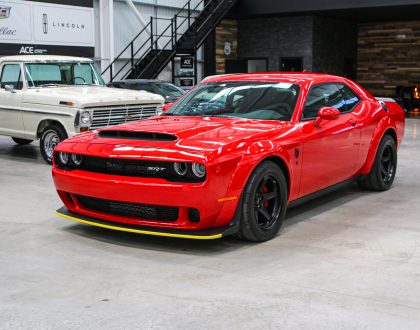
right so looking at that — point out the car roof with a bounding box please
[0,55,93,63]
[202,72,345,84]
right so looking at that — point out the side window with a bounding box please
[0,64,23,90]
[336,84,360,112]
[302,83,346,120]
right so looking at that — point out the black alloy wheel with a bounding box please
[380,144,395,184]
[237,161,288,242]
[358,134,397,191]
[254,175,282,231]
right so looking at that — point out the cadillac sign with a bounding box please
[0,5,11,19]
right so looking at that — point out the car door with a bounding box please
[298,83,362,197]
[0,63,25,137]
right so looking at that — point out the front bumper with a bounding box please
[52,164,241,230]
[56,206,239,239]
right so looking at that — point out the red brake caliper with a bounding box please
[263,185,269,208]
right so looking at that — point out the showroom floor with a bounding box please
[1,119,420,330]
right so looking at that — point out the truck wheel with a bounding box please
[40,124,68,164]
[12,137,33,145]
[236,161,288,242]
[358,134,397,191]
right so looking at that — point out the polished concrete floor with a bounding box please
[1,119,420,329]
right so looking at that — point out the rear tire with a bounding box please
[12,137,33,145]
[236,161,288,242]
[358,134,397,191]
[40,124,68,164]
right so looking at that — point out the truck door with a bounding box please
[0,63,25,137]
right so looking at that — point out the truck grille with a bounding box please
[76,195,179,221]
[87,104,160,129]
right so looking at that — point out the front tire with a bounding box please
[40,124,68,164]
[12,137,33,145]
[237,161,288,242]
[358,134,397,191]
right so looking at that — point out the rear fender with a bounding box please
[359,116,397,175]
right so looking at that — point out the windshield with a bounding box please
[25,62,105,87]
[153,83,184,101]
[167,81,300,121]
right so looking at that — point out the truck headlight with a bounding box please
[80,111,92,125]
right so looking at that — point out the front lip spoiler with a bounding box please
[55,206,237,240]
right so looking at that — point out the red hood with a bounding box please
[59,116,292,162]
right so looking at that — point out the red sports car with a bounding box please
[52,73,405,242]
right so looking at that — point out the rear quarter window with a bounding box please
[336,84,361,112]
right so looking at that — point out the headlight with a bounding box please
[80,111,91,125]
[156,105,163,116]
[191,163,206,178]
[173,162,188,176]
[58,152,69,165]
[71,154,83,166]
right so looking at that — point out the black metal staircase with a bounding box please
[102,0,238,82]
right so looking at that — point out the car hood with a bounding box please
[22,86,164,108]
[60,116,292,162]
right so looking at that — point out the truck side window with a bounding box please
[0,64,23,90]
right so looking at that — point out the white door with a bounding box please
[0,63,24,137]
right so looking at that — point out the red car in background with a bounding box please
[52,73,405,242]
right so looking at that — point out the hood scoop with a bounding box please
[97,130,178,141]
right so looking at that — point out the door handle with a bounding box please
[348,118,357,126]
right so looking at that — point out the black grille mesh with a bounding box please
[76,195,179,221]
[71,156,204,183]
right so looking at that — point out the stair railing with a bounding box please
[102,0,233,82]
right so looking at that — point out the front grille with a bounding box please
[76,195,179,221]
[87,104,160,129]
[73,156,205,183]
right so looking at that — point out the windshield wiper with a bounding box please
[161,113,177,116]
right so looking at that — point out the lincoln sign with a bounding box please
[0,0,94,57]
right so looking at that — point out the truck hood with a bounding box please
[60,116,292,161]
[22,86,164,108]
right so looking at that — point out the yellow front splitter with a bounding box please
[55,206,235,240]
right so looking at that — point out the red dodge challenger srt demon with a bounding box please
[52,73,405,242]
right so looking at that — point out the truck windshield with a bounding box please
[25,62,105,87]
[167,81,300,121]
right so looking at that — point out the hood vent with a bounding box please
[97,130,177,141]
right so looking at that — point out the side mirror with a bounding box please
[4,85,17,93]
[313,107,340,127]
[162,102,174,112]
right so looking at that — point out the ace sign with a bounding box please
[180,56,194,69]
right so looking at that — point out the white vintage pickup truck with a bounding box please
[0,55,164,163]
